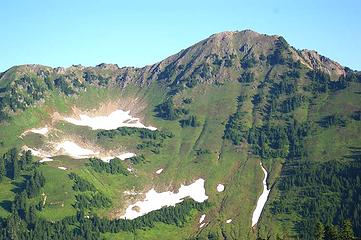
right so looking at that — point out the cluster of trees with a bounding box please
[97,127,173,140]
[238,71,255,83]
[127,155,146,165]
[69,173,96,192]
[272,155,361,238]
[0,166,209,240]
[318,114,347,128]
[351,111,361,121]
[195,148,210,156]
[87,158,129,175]
[280,95,305,113]
[25,170,45,198]
[155,99,180,120]
[92,198,209,232]
[240,54,257,69]
[0,76,46,120]
[83,71,109,86]
[0,148,33,181]
[314,220,356,240]
[74,193,111,210]
[54,77,75,96]
[307,69,358,94]
[180,115,200,128]
[247,121,309,159]
[267,37,289,65]
[224,110,247,145]
[137,140,162,154]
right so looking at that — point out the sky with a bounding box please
[1,0,360,72]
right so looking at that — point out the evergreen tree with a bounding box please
[341,220,355,240]
[315,221,325,240]
[0,156,5,181]
[325,225,339,240]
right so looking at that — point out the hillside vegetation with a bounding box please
[0,30,360,240]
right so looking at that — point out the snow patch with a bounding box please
[63,109,156,130]
[54,141,135,161]
[39,158,53,163]
[100,152,136,162]
[55,141,97,159]
[199,223,205,228]
[199,214,206,223]
[155,168,163,174]
[226,219,232,224]
[120,178,208,220]
[22,127,49,136]
[216,184,225,192]
[22,146,51,159]
[58,167,67,170]
[251,162,271,227]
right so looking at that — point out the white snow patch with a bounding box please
[251,162,271,227]
[120,178,208,220]
[22,127,49,136]
[63,109,157,131]
[199,223,205,228]
[216,184,225,192]
[55,141,98,159]
[22,146,52,159]
[155,168,163,174]
[199,214,206,223]
[226,219,232,224]
[58,167,67,170]
[39,158,53,163]
[54,141,136,161]
[100,152,136,162]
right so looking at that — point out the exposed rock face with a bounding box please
[299,49,345,77]
[0,30,348,91]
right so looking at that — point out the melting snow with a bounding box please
[226,219,232,224]
[58,167,67,170]
[155,168,163,174]
[251,162,271,227]
[120,178,208,220]
[22,127,49,136]
[39,158,53,163]
[100,152,136,162]
[216,184,225,192]
[55,141,98,159]
[54,141,135,161]
[199,214,206,223]
[22,146,51,159]
[63,109,156,130]
[199,223,205,228]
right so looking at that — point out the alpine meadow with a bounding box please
[0,30,360,240]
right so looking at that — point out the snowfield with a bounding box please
[155,168,163,174]
[120,178,208,220]
[55,141,98,159]
[216,183,225,192]
[199,214,206,223]
[22,127,49,136]
[251,162,271,227]
[63,109,157,130]
[23,141,135,163]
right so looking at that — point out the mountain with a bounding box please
[0,30,360,240]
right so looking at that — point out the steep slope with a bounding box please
[0,30,360,240]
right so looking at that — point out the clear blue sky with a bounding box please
[1,0,360,72]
